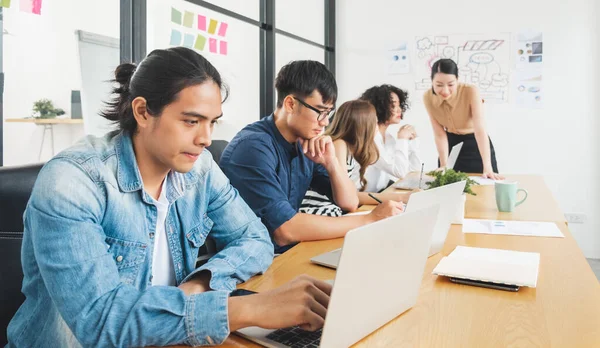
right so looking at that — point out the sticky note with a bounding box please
[219,41,228,55]
[1,0,12,8]
[170,29,182,46]
[209,38,217,53]
[183,11,194,28]
[194,34,207,51]
[171,7,182,24]
[208,19,218,34]
[183,34,194,48]
[198,15,207,31]
[217,22,228,37]
[219,41,227,56]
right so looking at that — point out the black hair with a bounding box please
[430,59,459,95]
[101,47,229,135]
[274,60,337,108]
[359,84,409,124]
[430,58,459,79]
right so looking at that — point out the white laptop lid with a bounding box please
[404,181,466,256]
[447,142,464,169]
[320,205,439,348]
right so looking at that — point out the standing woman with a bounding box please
[423,59,504,179]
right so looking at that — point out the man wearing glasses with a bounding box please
[220,61,403,253]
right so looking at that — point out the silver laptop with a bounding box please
[447,142,463,170]
[311,181,466,269]
[393,142,463,190]
[236,205,440,348]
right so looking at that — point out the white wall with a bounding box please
[2,0,119,165]
[337,0,600,258]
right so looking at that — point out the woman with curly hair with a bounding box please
[360,84,422,192]
[300,99,413,216]
[424,59,503,179]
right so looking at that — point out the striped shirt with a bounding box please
[299,154,360,217]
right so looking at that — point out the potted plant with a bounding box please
[32,99,65,119]
[425,169,478,224]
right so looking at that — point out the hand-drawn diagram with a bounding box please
[414,34,511,103]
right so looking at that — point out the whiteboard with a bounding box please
[76,30,119,137]
[414,33,511,103]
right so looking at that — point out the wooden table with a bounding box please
[5,118,84,160]
[189,175,600,347]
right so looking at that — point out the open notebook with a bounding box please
[433,246,540,288]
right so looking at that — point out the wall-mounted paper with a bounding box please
[197,15,206,31]
[387,42,410,75]
[19,0,42,14]
[217,22,228,37]
[1,0,12,8]
[414,33,511,103]
[183,11,194,28]
[171,7,182,24]
[183,33,194,48]
[515,30,543,109]
[209,38,217,53]
[219,40,228,55]
[208,19,218,34]
[194,34,207,50]
[170,29,182,46]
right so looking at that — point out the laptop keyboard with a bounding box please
[266,326,322,347]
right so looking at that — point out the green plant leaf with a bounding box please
[425,169,478,195]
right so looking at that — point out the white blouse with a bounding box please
[364,128,421,192]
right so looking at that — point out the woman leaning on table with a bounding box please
[423,58,504,180]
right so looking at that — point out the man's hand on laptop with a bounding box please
[368,200,404,222]
[228,275,332,332]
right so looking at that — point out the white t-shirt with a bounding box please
[150,177,176,286]
[364,128,421,192]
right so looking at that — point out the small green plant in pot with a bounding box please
[425,169,478,195]
[32,99,65,119]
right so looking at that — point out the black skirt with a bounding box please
[439,132,498,174]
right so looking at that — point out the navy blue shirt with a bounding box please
[220,115,332,250]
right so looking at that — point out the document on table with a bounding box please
[469,176,504,186]
[433,246,541,287]
[463,219,564,238]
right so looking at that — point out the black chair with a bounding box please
[0,163,44,346]
[206,140,229,166]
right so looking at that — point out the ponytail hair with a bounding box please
[100,47,229,135]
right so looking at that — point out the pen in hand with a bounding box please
[368,193,383,204]
[418,163,425,189]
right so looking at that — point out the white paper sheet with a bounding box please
[469,176,504,186]
[463,219,564,238]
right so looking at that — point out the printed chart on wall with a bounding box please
[515,31,543,108]
[414,33,511,103]
[386,41,410,75]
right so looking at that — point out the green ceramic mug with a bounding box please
[495,181,528,212]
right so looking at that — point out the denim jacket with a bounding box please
[7,132,274,347]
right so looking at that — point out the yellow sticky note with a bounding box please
[1,0,12,8]
[208,19,218,34]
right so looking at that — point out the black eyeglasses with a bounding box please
[293,97,335,122]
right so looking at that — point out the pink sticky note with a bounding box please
[217,22,228,37]
[209,38,217,53]
[20,0,42,14]
[219,41,228,55]
[198,15,207,31]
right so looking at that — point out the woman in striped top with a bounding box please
[300,100,414,216]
